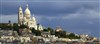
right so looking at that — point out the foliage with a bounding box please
[55,31,66,38]
[42,27,80,39]
[0,23,12,30]
[0,23,80,39]
[13,23,20,35]
[31,28,41,36]
[43,29,48,32]
[43,27,55,35]
[55,31,80,39]
[19,24,28,28]
[66,33,80,39]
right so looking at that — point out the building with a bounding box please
[80,34,89,38]
[41,32,58,42]
[18,4,43,30]
[55,26,63,32]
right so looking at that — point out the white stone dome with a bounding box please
[32,17,36,21]
[24,4,31,15]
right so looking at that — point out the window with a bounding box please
[20,13,22,15]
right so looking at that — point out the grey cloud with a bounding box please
[0,14,18,23]
[1,1,99,15]
[35,7,99,20]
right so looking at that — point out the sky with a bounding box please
[0,0,100,37]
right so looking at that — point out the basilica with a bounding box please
[18,4,43,30]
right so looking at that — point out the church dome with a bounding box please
[32,17,36,21]
[24,4,31,15]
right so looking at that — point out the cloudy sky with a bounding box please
[0,0,100,37]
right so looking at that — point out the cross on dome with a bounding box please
[24,4,31,15]
[26,4,28,8]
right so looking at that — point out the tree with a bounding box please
[31,28,41,36]
[19,24,28,28]
[55,30,66,38]
[8,20,11,24]
[13,23,20,35]
[47,27,55,35]
[0,23,10,29]
[69,33,75,37]
[43,29,48,32]
[66,33,80,39]
[43,27,55,35]
[8,20,12,30]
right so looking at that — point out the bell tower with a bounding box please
[18,6,23,25]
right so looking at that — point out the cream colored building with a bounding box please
[55,26,63,32]
[18,6,23,25]
[18,4,43,30]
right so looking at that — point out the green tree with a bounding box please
[19,24,28,28]
[66,33,80,39]
[55,30,66,38]
[13,23,20,35]
[0,23,10,29]
[31,28,41,36]
[47,27,55,35]
[43,29,48,32]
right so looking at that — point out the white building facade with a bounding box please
[18,4,43,30]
